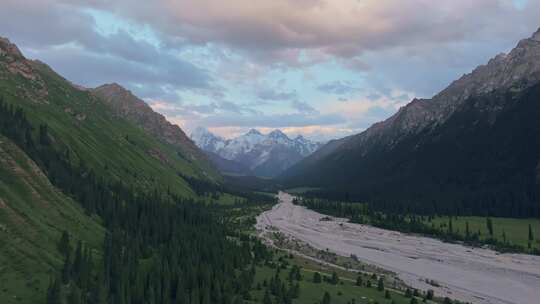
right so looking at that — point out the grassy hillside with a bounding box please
[0,39,219,198]
[0,135,104,304]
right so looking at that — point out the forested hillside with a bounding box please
[0,37,271,304]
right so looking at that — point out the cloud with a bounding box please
[197,112,345,128]
[0,0,215,100]
[25,45,212,98]
[291,100,318,114]
[153,99,252,118]
[2,0,540,140]
[85,0,540,64]
[257,88,297,101]
[155,98,339,129]
[317,81,361,95]
[366,94,381,101]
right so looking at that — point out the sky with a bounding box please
[1,0,538,141]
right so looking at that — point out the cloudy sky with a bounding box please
[1,0,538,140]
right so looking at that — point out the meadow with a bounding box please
[249,252,437,304]
[425,216,540,250]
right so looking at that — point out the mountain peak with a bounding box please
[532,28,540,41]
[246,129,262,136]
[0,37,24,59]
[0,37,48,102]
[93,83,144,110]
[268,129,288,139]
[192,127,222,140]
[194,126,210,134]
[95,83,130,94]
[190,127,225,153]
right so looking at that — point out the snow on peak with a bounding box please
[191,126,211,138]
[190,127,225,153]
[190,127,323,174]
[246,128,262,135]
[268,129,288,139]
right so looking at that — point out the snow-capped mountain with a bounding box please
[190,127,226,153]
[219,129,266,160]
[190,128,323,177]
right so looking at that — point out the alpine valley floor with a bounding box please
[256,192,540,304]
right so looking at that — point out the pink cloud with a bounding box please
[96,0,538,64]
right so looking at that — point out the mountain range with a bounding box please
[191,127,322,177]
[281,28,540,217]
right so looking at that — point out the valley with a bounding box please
[256,192,540,304]
[1,4,540,304]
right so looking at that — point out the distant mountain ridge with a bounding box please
[191,127,322,177]
[281,28,540,217]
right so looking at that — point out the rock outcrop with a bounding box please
[0,37,48,102]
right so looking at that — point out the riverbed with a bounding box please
[256,192,540,304]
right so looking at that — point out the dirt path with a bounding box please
[256,192,540,304]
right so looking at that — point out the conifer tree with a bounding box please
[263,289,272,304]
[313,272,322,283]
[426,290,434,300]
[355,275,362,286]
[39,124,50,146]
[405,288,412,298]
[67,286,82,304]
[61,251,71,284]
[330,271,339,285]
[377,277,384,291]
[73,240,83,280]
[57,230,71,256]
[322,291,331,304]
[486,217,494,237]
[46,277,62,304]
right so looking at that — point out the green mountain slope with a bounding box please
[0,37,219,198]
[0,134,104,304]
[0,36,226,303]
